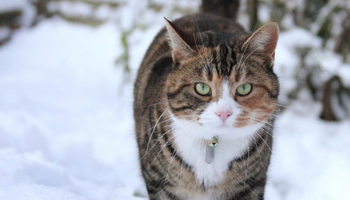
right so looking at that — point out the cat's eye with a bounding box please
[236,83,252,96]
[195,83,211,96]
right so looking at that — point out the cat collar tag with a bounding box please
[205,136,219,164]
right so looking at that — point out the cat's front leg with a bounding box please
[146,187,180,200]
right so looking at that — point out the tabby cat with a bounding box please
[133,0,279,199]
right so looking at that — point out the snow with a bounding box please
[337,66,350,86]
[48,1,95,19]
[306,50,350,87]
[0,27,11,41]
[1,3,350,200]
[266,98,350,199]
[0,0,25,12]
[0,0,36,27]
[278,28,322,50]
[0,18,145,200]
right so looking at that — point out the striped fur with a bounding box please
[134,1,279,199]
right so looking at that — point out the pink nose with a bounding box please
[215,111,232,121]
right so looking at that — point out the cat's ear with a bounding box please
[241,22,279,66]
[164,18,196,61]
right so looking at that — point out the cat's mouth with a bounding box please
[215,123,234,129]
[203,123,235,132]
[200,119,235,129]
[198,121,263,140]
[171,114,261,140]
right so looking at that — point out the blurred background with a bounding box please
[0,0,349,199]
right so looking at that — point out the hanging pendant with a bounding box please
[205,136,218,164]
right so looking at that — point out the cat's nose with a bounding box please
[215,111,232,121]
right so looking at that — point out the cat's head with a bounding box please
[165,19,279,140]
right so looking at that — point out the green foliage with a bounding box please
[304,0,329,23]
[270,0,286,28]
[115,29,132,83]
[317,16,332,46]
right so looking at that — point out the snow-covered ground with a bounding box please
[1,6,350,200]
[0,18,146,200]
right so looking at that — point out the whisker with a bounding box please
[240,48,260,70]
[255,132,272,152]
[238,38,279,72]
[136,118,173,139]
[244,137,250,187]
[140,100,173,109]
[160,148,178,186]
[253,136,264,168]
[140,126,176,161]
[194,19,211,70]
[192,25,210,72]
[236,23,262,72]
[147,134,176,170]
[146,109,168,153]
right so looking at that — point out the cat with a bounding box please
[133,0,279,199]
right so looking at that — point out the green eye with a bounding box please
[195,83,211,96]
[236,83,252,96]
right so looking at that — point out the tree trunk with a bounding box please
[201,0,240,21]
[320,76,341,121]
[247,0,259,31]
[334,11,350,62]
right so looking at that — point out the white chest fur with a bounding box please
[169,81,261,188]
[172,126,252,187]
